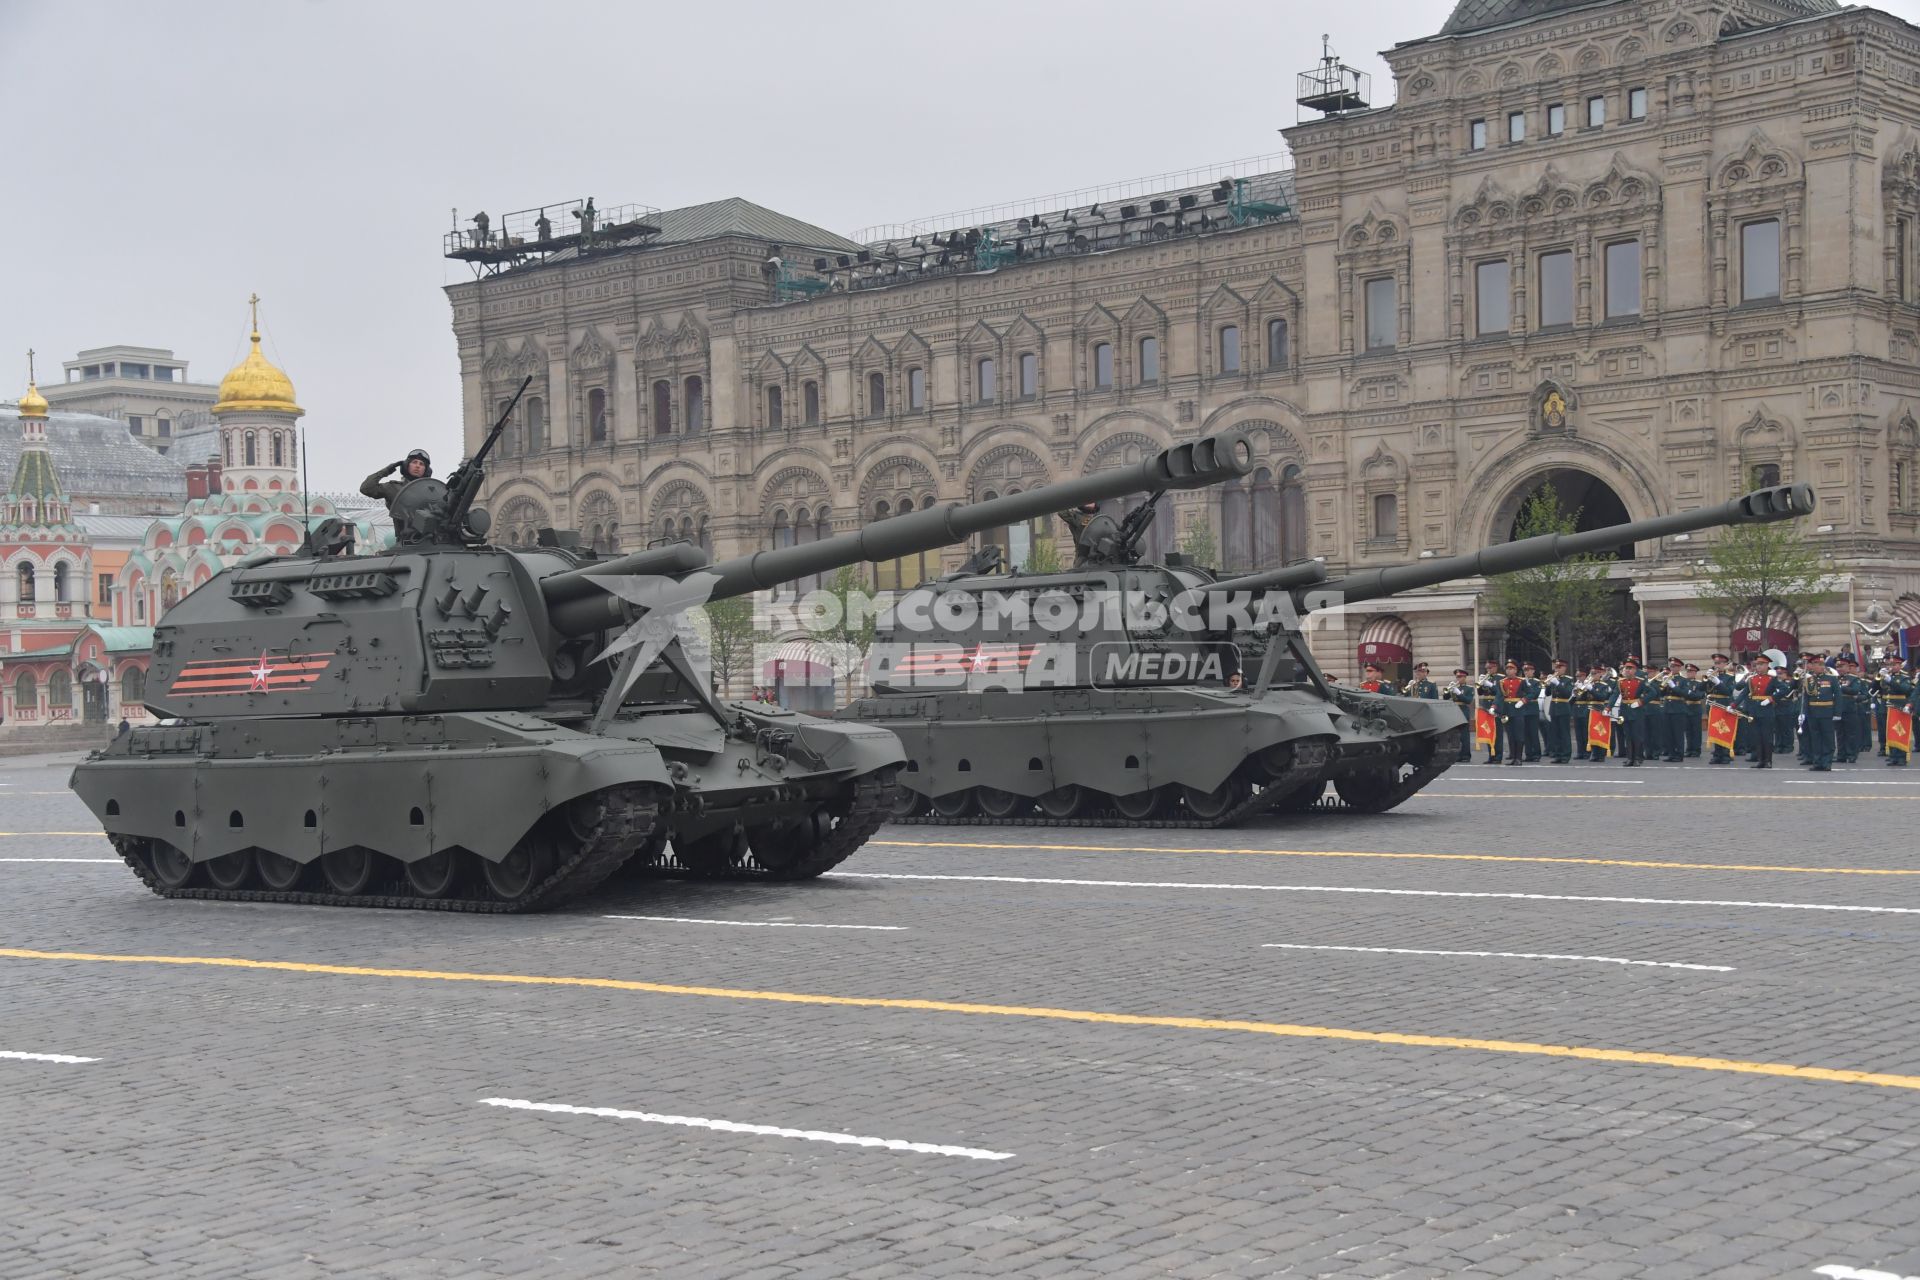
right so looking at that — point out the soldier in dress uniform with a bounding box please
[1612,657,1652,767]
[1655,658,1687,762]
[1476,660,1504,763]
[1774,655,1801,760]
[1541,658,1575,764]
[1736,653,1784,768]
[1404,662,1439,700]
[1496,660,1528,766]
[1837,655,1870,764]
[1446,668,1475,761]
[1682,663,1706,757]
[1705,654,1738,765]
[1799,652,1842,772]
[1357,663,1390,694]
[1884,660,1915,767]
[1518,662,1544,761]
[1583,662,1618,761]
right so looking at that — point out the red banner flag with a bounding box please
[1706,705,1740,752]
[1890,706,1914,755]
[1586,709,1613,755]
[1475,707,1497,748]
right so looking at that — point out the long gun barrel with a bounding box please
[444,375,532,539]
[1310,483,1816,609]
[1170,559,1329,618]
[543,429,1254,638]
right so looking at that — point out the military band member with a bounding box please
[1660,657,1691,763]
[1358,662,1388,694]
[1580,663,1616,761]
[1518,662,1544,761]
[1682,662,1706,757]
[1477,660,1504,763]
[1705,654,1738,765]
[1837,655,1869,764]
[1800,652,1842,772]
[1541,659,1575,764]
[1496,660,1528,766]
[1885,661,1915,767]
[1612,657,1651,767]
[1773,657,1800,758]
[1404,662,1439,701]
[1736,653,1784,768]
[1446,667,1475,761]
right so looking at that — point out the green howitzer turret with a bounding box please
[68,428,1253,913]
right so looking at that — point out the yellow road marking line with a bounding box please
[877,840,1920,878]
[1,946,1916,1093]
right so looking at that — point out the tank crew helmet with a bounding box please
[405,449,433,477]
[1077,501,1100,514]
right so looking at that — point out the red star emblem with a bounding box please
[249,652,275,692]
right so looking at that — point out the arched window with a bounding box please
[160,569,179,610]
[976,358,996,403]
[157,415,171,438]
[1220,465,1306,570]
[767,385,783,428]
[1019,352,1038,399]
[526,396,546,451]
[908,367,926,410]
[13,671,35,714]
[1137,337,1159,385]
[587,388,608,443]
[244,432,257,466]
[871,496,939,590]
[271,432,284,467]
[1280,463,1307,562]
[684,376,705,434]
[224,434,233,465]
[121,667,146,707]
[47,669,72,713]
[803,380,821,424]
[1751,462,1781,487]
[653,380,673,436]
[1093,343,1113,390]
[499,399,519,454]
[579,492,618,553]
[53,563,69,603]
[1219,325,1241,374]
[1267,318,1290,370]
[867,371,886,417]
[17,564,35,604]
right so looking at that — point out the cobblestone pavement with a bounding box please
[3,748,1920,1278]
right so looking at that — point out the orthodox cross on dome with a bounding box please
[25,349,33,382]
[248,293,261,335]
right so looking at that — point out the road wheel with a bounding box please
[321,847,377,895]
[1180,780,1247,822]
[973,787,1025,819]
[405,848,463,899]
[150,841,197,890]
[485,830,558,900]
[929,792,975,820]
[256,851,305,891]
[885,786,925,819]
[204,849,254,891]
[1036,786,1085,819]
[1111,788,1165,821]
[674,826,748,877]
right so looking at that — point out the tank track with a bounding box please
[109,784,662,915]
[654,772,895,879]
[889,745,1329,830]
[1318,750,1457,813]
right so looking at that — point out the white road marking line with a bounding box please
[1261,943,1732,972]
[1783,780,1920,787]
[479,1097,1013,1160]
[830,872,1920,915]
[1435,778,1645,786]
[0,858,118,864]
[0,1050,99,1064]
[1816,1266,1920,1280]
[604,915,904,931]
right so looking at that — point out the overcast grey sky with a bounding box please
[8,0,1914,490]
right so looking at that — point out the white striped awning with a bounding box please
[1895,594,1920,630]
[1356,615,1414,663]
[762,639,839,682]
[1732,600,1799,633]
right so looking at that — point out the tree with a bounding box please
[697,596,757,698]
[818,564,878,702]
[1693,519,1832,653]
[1180,514,1219,569]
[1482,484,1615,668]
[1023,523,1065,575]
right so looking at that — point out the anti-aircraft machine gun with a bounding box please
[69,422,1254,911]
[845,483,1818,828]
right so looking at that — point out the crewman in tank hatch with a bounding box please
[361,450,433,512]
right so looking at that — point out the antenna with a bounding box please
[301,421,312,546]
[1296,33,1371,121]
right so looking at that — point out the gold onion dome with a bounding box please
[214,328,303,417]
[17,379,49,419]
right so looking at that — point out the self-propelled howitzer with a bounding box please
[848,483,1815,827]
[68,430,1252,912]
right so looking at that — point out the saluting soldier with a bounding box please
[1541,658,1576,764]
[1496,660,1528,766]
[1612,656,1652,767]
[1705,654,1738,765]
[1736,653,1785,769]
[1884,660,1916,767]
[1682,663,1706,757]
[1800,652,1843,772]
[1446,667,1475,762]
